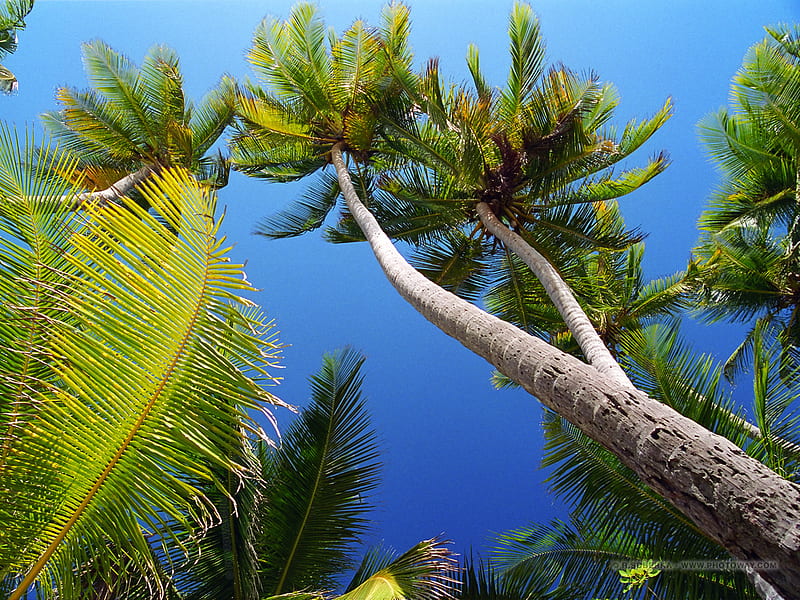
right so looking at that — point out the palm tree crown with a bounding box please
[42,40,236,193]
[693,24,800,371]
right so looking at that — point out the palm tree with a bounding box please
[693,24,800,374]
[365,4,671,387]
[41,39,236,208]
[484,202,689,361]
[0,0,32,92]
[228,4,800,595]
[0,123,286,599]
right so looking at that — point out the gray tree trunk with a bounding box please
[330,143,800,599]
[475,201,633,388]
[73,165,156,209]
[476,201,800,460]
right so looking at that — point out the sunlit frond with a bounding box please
[0,166,284,600]
[498,1,545,124]
[339,539,456,600]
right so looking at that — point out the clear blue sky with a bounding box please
[8,0,798,564]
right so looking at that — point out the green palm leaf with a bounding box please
[248,4,333,117]
[747,324,800,478]
[43,40,233,188]
[0,0,33,93]
[259,348,381,595]
[494,516,751,600]
[190,76,237,159]
[340,539,456,600]
[0,124,79,501]
[261,539,455,600]
[499,2,545,124]
[255,170,340,238]
[80,39,160,150]
[0,166,283,599]
[456,555,561,600]
[44,87,146,165]
[177,438,264,600]
[410,230,491,302]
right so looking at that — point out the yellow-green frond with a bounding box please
[1,167,285,599]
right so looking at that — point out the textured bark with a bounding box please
[330,143,800,598]
[72,165,156,210]
[476,202,800,462]
[475,201,633,388]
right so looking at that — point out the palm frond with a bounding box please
[619,324,756,447]
[494,516,751,600]
[0,124,80,488]
[555,152,670,205]
[330,20,383,119]
[0,0,32,92]
[259,348,380,595]
[255,171,340,239]
[0,167,284,600]
[484,249,562,339]
[466,44,491,103]
[178,439,264,600]
[248,4,332,116]
[42,87,147,166]
[747,324,800,478]
[190,75,237,159]
[541,410,703,547]
[410,231,491,302]
[498,2,545,124]
[338,539,456,600]
[81,40,160,148]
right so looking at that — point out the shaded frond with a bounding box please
[259,349,380,595]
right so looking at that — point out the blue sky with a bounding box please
[9,0,799,564]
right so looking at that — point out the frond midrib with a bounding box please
[9,204,216,600]
[273,385,338,594]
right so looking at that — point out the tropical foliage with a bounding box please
[230,1,412,184]
[0,0,32,92]
[0,127,285,598]
[0,127,452,600]
[693,23,800,377]
[3,2,800,599]
[151,348,455,600]
[232,4,800,597]
[42,40,235,195]
[489,323,800,600]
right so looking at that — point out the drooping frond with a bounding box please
[0,166,284,600]
[747,324,800,479]
[494,516,751,600]
[410,230,491,302]
[177,437,265,600]
[190,75,238,160]
[255,171,340,238]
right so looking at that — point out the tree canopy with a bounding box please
[1,2,799,600]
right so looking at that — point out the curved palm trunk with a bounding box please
[73,165,157,209]
[475,203,800,460]
[330,143,800,598]
[475,201,633,388]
